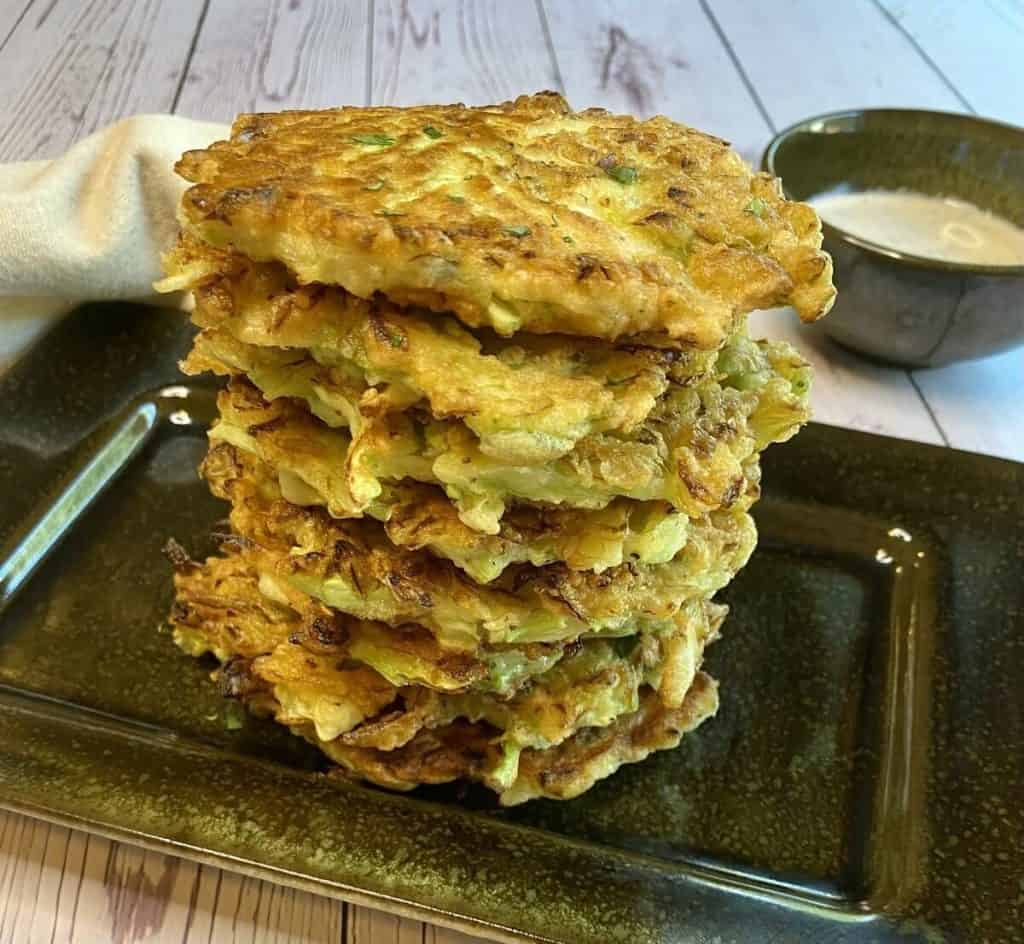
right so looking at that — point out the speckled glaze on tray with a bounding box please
[0,305,1020,943]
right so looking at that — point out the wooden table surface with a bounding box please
[0,1,1021,941]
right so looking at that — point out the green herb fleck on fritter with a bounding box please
[605,165,639,185]
[745,197,768,218]
[352,133,396,147]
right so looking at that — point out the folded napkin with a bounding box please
[0,115,228,370]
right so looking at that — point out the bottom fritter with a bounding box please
[313,674,718,806]
[168,545,721,804]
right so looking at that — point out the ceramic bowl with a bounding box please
[763,109,1024,367]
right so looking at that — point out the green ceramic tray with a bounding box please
[0,305,1020,943]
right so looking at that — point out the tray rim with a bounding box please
[0,795,887,944]
[0,677,893,944]
[0,799,538,944]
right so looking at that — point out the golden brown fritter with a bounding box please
[170,92,834,348]
[504,672,718,804]
[169,548,720,792]
[200,439,754,652]
[171,543,725,695]
[208,353,791,533]
[170,240,717,464]
[168,545,298,659]
[170,548,582,697]
[318,674,719,805]
[203,441,691,584]
[209,615,711,756]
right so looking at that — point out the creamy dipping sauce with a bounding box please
[810,188,1024,266]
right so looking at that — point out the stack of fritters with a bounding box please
[161,93,834,805]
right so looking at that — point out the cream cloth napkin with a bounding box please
[0,114,228,370]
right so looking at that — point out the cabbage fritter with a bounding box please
[169,547,529,695]
[206,324,807,533]
[317,675,718,806]
[204,441,690,583]
[200,441,755,651]
[159,93,830,807]
[169,548,720,798]
[221,612,712,754]
[170,240,716,463]
[172,546,725,697]
[168,93,834,348]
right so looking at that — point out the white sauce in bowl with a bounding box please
[809,189,1024,266]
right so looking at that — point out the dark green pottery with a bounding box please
[0,305,1021,942]
[764,108,1024,367]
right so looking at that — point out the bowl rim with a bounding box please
[762,107,1024,277]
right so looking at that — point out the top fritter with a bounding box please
[175,92,835,348]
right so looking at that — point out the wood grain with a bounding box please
[0,811,346,943]
[705,0,968,130]
[174,0,370,122]
[912,347,1024,462]
[199,867,344,943]
[0,1,31,57]
[0,0,204,160]
[347,907,422,943]
[878,0,1024,123]
[370,0,559,106]
[422,925,482,944]
[542,0,769,161]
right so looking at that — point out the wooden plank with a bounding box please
[541,0,769,161]
[0,810,44,943]
[0,810,346,943]
[371,0,560,106]
[0,0,204,160]
[748,310,945,444]
[201,867,344,943]
[911,348,1024,462]
[347,905,423,943]
[705,0,966,131]
[175,0,370,122]
[348,910,483,944]
[879,0,1024,124]
[424,924,487,944]
[0,1,31,56]
[47,822,90,944]
[61,831,116,942]
[94,843,194,942]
